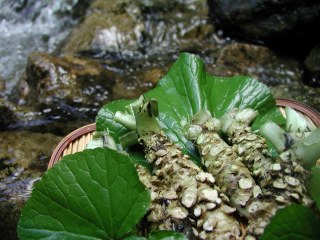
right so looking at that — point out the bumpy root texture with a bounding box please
[186,110,277,239]
[136,165,196,239]
[221,108,313,207]
[132,99,242,240]
[142,132,242,239]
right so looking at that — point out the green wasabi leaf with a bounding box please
[308,167,320,209]
[96,53,285,164]
[261,204,320,240]
[18,148,150,239]
[96,99,135,137]
[201,74,282,125]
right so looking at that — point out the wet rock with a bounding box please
[304,44,320,87]
[140,0,215,53]
[0,131,61,239]
[0,98,17,130]
[63,0,216,56]
[0,200,24,240]
[25,52,115,119]
[0,76,5,93]
[9,111,91,136]
[63,0,144,53]
[209,43,302,86]
[0,131,61,198]
[209,0,320,54]
[137,0,175,10]
[0,97,91,135]
[14,76,30,105]
[112,62,168,99]
[270,83,320,112]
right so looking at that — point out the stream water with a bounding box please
[0,0,81,92]
[0,0,319,239]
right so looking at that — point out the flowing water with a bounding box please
[0,0,80,93]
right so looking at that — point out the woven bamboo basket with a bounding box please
[48,123,96,168]
[48,99,320,168]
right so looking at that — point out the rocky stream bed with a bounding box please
[1,0,320,239]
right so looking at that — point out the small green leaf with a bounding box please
[148,231,188,240]
[96,99,134,138]
[261,204,320,240]
[18,148,150,239]
[308,166,320,209]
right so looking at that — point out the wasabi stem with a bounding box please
[114,111,136,130]
[259,121,294,153]
[116,97,242,240]
[260,122,320,170]
[285,106,316,132]
[221,108,313,208]
[125,102,135,116]
[288,131,311,143]
[282,129,320,170]
[119,131,139,149]
[191,110,212,125]
[186,111,277,239]
[132,97,161,140]
[85,131,117,150]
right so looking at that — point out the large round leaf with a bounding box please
[18,148,150,239]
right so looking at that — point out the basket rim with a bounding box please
[48,123,96,168]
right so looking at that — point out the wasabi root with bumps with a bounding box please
[135,164,196,239]
[115,97,242,240]
[185,110,277,239]
[221,108,313,207]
